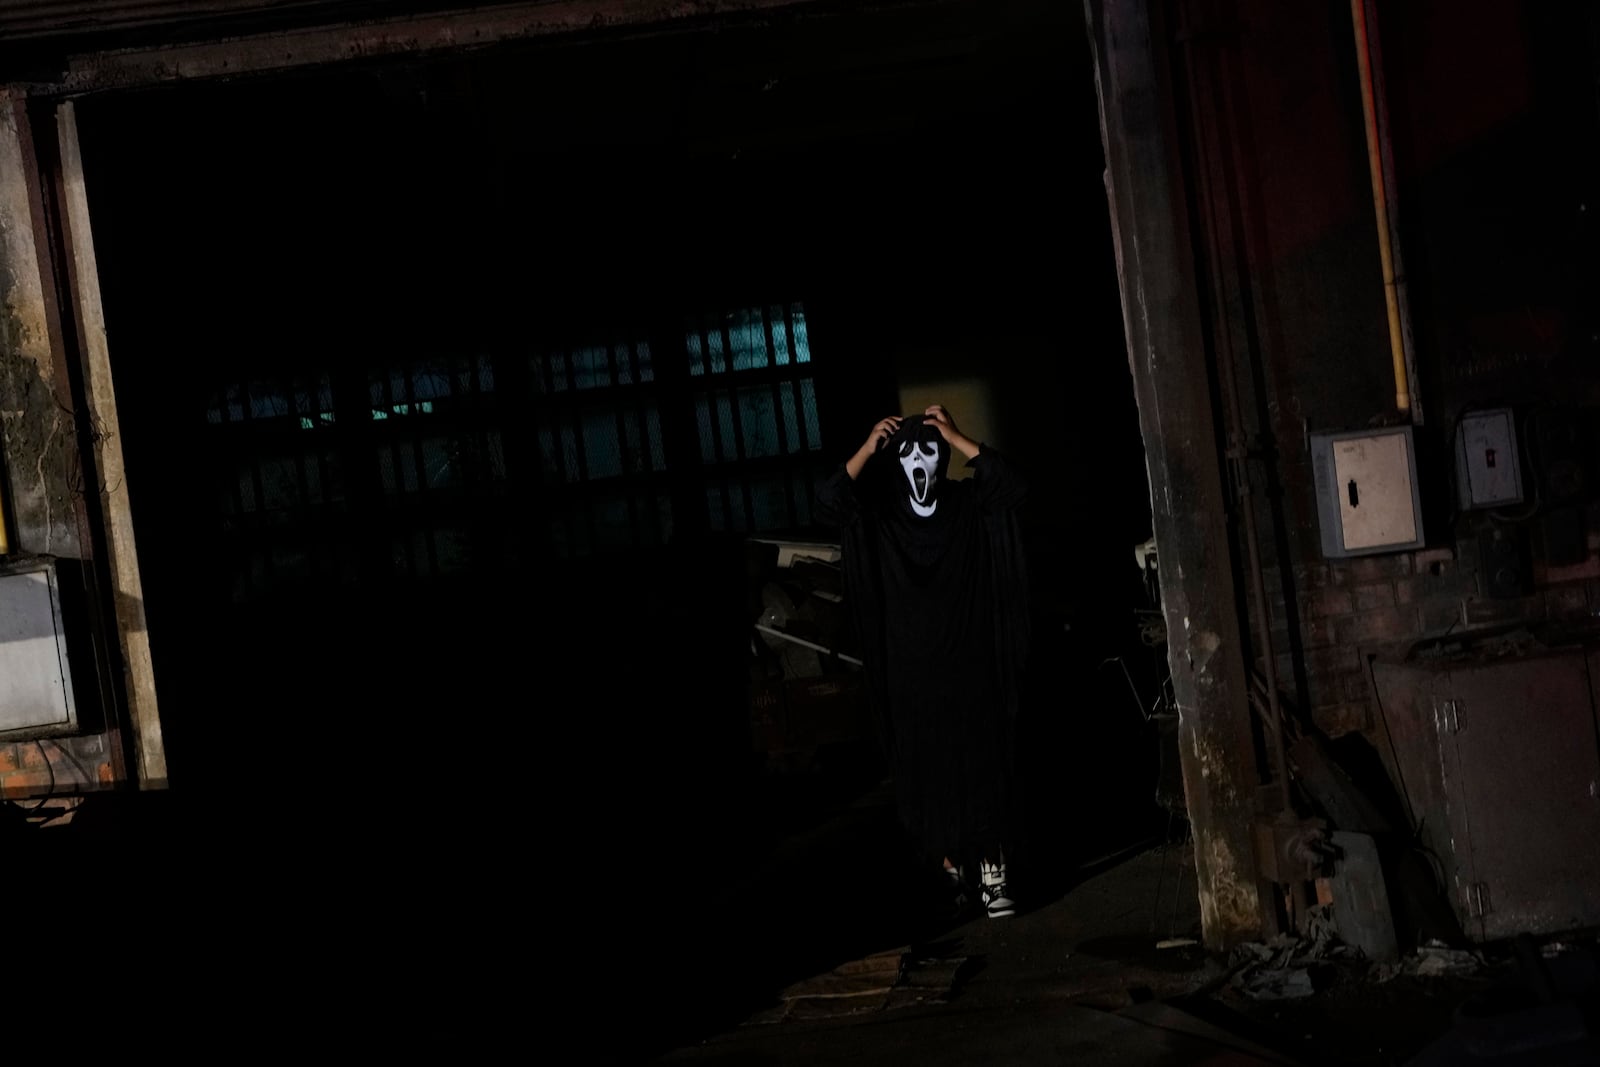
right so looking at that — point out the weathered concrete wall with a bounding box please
[0,98,81,559]
[1178,0,1600,743]
[0,98,121,794]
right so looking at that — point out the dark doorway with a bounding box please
[73,0,1161,1053]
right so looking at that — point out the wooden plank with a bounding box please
[54,99,168,788]
[782,990,889,1021]
[24,0,840,97]
[781,954,903,999]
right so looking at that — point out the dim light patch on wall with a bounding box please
[897,379,995,480]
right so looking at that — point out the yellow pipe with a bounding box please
[0,474,9,555]
[1352,0,1411,415]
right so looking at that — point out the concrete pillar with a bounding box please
[1082,0,1271,948]
[0,95,82,558]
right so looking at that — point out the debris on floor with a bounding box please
[1370,940,1486,983]
[743,943,971,1025]
[1236,965,1317,1001]
[1227,907,1361,1001]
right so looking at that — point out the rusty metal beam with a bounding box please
[1083,0,1270,949]
[18,0,860,97]
[0,0,340,39]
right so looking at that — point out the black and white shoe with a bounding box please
[980,861,1015,919]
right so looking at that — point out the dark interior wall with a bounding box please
[64,5,1158,1043]
[1230,0,1395,447]
[76,0,1157,815]
[1385,0,1600,418]
[1219,0,1600,523]
[1178,0,1394,559]
[1170,0,1600,745]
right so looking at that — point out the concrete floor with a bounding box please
[610,777,1513,1067]
[4,770,1557,1065]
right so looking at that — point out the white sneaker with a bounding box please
[980,861,1014,919]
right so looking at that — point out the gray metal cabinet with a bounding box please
[0,561,80,738]
[1373,638,1600,942]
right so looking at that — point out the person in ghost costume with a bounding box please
[816,405,1030,918]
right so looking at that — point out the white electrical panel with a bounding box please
[1455,408,1523,510]
[0,563,79,737]
[1310,426,1426,558]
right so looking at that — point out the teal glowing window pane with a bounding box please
[706,328,726,374]
[716,393,737,461]
[751,475,789,530]
[581,410,622,478]
[801,378,820,447]
[729,310,767,371]
[738,387,778,459]
[694,394,716,463]
[791,306,811,363]
[770,307,791,366]
[781,382,802,453]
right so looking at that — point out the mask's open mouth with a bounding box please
[912,467,929,503]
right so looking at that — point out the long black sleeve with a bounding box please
[967,446,1027,513]
[813,464,862,528]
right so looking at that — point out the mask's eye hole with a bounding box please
[921,442,938,457]
[898,441,914,457]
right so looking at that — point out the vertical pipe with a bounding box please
[1351,0,1413,417]
[0,475,10,554]
[1361,0,1422,425]
[56,100,168,786]
[1177,7,1292,818]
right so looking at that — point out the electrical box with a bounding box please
[1310,426,1425,558]
[1455,408,1523,510]
[0,562,79,737]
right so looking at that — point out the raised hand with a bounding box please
[864,416,903,453]
[847,416,903,480]
[923,405,980,460]
[924,405,958,440]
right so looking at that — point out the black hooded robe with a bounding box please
[816,431,1030,868]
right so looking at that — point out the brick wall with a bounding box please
[1259,529,1600,740]
[0,734,115,801]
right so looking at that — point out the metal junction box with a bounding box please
[1310,426,1425,558]
[1455,408,1523,510]
[0,561,79,737]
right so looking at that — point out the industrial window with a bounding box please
[366,354,508,579]
[687,304,822,534]
[202,302,824,596]
[531,338,672,556]
[206,370,348,601]
[205,353,511,599]
[532,303,825,552]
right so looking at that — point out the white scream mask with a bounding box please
[898,437,941,517]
